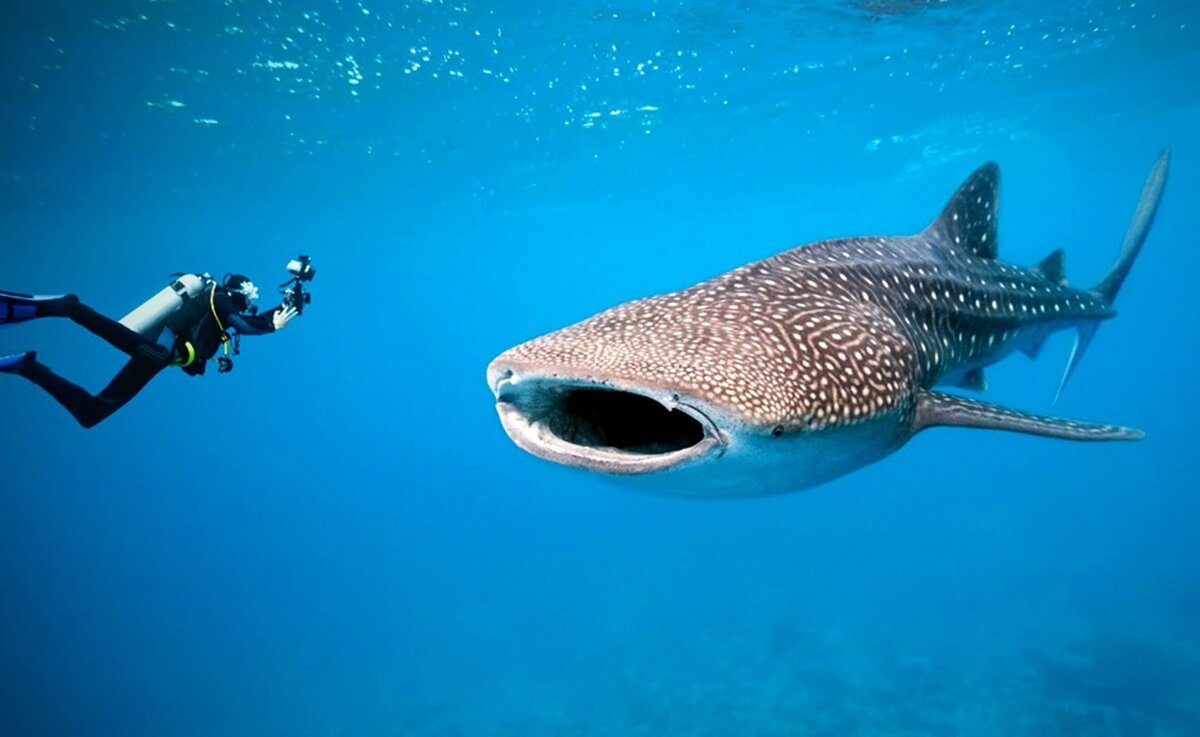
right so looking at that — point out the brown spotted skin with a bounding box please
[489,156,1165,494]
[497,249,917,432]
[495,228,1111,435]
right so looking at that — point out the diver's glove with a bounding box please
[272,305,299,331]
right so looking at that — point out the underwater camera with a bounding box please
[281,254,316,314]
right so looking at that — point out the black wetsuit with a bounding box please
[175,288,277,375]
[7,289,280,428]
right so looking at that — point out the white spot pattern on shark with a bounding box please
[487,151,1170,496]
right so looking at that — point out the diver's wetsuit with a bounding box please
[1,289,280,428]
[179,288,278,375]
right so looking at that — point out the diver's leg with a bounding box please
[12,357,116,428]
[65,297,169,360]
[95,356,165,415]
[0,350,37,373]
[27,294,169,361]
[10,355,164,428]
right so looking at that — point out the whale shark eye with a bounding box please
[772,425,784,437]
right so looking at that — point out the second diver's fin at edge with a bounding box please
[913,391,1143,442]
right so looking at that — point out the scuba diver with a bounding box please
[0,256,314,428]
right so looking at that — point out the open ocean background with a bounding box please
[2,1,1199,735]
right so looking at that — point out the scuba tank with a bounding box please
[118,273,210,340]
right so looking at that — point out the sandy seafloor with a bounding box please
[1,1,1199,735]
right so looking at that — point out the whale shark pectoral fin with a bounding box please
[913,391,1143,442]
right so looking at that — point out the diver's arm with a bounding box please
[226,304,297,335]
[212,290,277,335]
[224,308,278,335]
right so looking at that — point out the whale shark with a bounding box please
[487,151,1169,497]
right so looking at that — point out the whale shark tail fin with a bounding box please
[1054,323,1100,403]
[1054,149,1170,402]
[1092,149,1170,304]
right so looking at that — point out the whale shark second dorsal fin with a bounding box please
[925,162,1000,259]
[1031,248,1067,286]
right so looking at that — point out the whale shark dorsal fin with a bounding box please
[926,162,1000,259]
[1031,248,1067,286]
[913,391,1143,441]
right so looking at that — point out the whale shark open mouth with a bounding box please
[490,371,725,474]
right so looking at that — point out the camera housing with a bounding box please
[281,254,315,314]
[287,255,317,282]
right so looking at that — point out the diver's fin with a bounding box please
[925,161,1000,259]
[0,290,68,325]
[0,350,36,374]
[1031,248,1067,286]
[913,391,1143,441]
[955,368,987,391]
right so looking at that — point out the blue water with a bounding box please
[2,1,1198,735]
